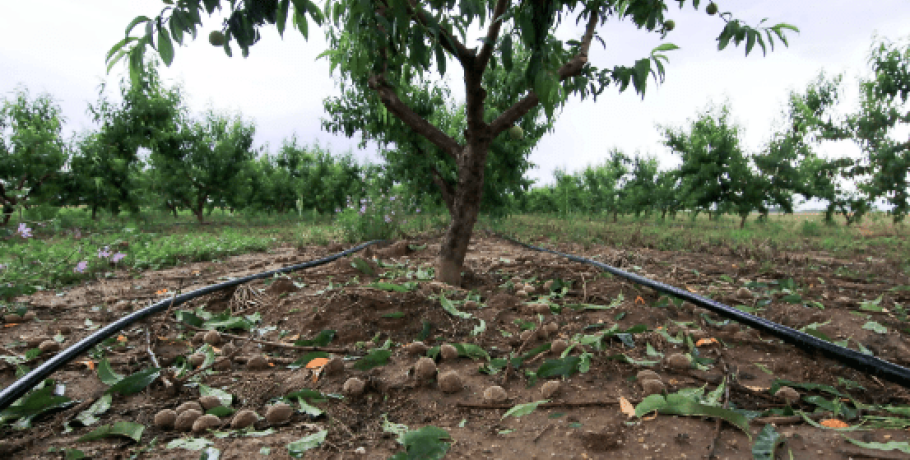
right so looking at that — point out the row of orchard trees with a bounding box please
[518,36,910,227]
[0,61,369,224]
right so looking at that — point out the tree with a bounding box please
[580,148,630,222]
[661,103,761,226]
[0,87,68,225]
[109,0,797,284]
[274,137,364,215]
[623,154,660,218]
[150,108,257,222]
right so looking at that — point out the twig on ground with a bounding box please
[533,424,553,443]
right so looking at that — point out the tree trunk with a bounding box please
[91,204,98,220]
[739,214,747,229]
[435,143,487,286]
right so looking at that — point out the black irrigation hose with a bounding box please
[0,239,385,412]
[491,230,910,389]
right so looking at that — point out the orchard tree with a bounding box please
[0,87,68,225]
[580,148,630,221]
[273,137,364,214]
[108,0,797,284]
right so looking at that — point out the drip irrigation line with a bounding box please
[490,230,910,388]
[0,239,385,412]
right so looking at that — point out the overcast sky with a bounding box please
[3,1,909,188]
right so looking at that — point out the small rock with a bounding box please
[154,409,178,430]
[551,339,568,355]
[247,355,270,370]
[175,409,203,432]
[38,340,61,353]
[192,331,207,345]
[415,357,437,380]
[519,330,534,342]
[188,353,205,368]
[176,401,204,414]
[324,357,345,375]
[440,344,459,361]
[191,414,221,434]
[204,330,222,346]
[541,380,560,398]
[265,403,294,424]
[640,379,666,396]
[483,386,508,402]
[343,377,366,396]
[198,395,222,411]
[230,409,259,429]
[405,341,429,355]
[438,371,463,393]
[775,386,800,405]
[666,353,691,370]
[636,370,661,382]
[736,287,752,298]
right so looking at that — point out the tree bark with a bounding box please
[739,214,747,229]
[436,142,489,285]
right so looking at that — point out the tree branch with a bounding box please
[368,75,463,158]
[475,0,510,74]
[405,0,475,65]
[430,165,455,214]
[489,11,599,136]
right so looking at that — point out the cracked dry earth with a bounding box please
[2,233,910,459]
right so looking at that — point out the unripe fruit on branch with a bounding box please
[209,31,226,47]
[664,20,676,31]
[706,2,719,15]
[508,126,524,140]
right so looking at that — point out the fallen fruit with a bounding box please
[175,409,203,432]
[636,370,661,382]
[324,357,345,375]
[265,403,294,424]
[343,377,366,396]
[519,330,534,342]
[199,395,221,411]
[176,401,203,414]
[39,340,61,353]
[192,414,221,434]
[154,409,177,429]
[204,330,222,346]
[735,287,752,298]
[188,353,205,368]
[440,344,459,361]
[483,385,508,402]
[774,386,800,405]
[230,409,258,429]
[666,353,691,370]
[406,341,429,355]
[191,332,206,345]
[541,380,560,398]
[640,379,666,396]
[438,371,463,393]
[415,357,437,380]
[551,339,568,355]
[247,355,270,370]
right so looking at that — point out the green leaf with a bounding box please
[351,257,375,275]
[536,357,581,378]
[157,28,174,66]
[276,0,290,36]
[199,384,233,407]
[501,34,513,71]
[606,353,659,367]
[751,424,784,460]
[502,400,549,420]
[634,394,750,436]
[382,312,406,318]
[77,421,145,442]
[390,426,451,460]
[798,411,863,431]
[294,330,335,347]
[205,315,252,331]
[125,16,151,36]
[296,397,323,418]
[352,349,391,371]
[652,43,680,53]
[780,294,803,304]
[369,282,415,292]
[440,295,472,319]
[64,449,86,460]
[0,384,74,426]
[471,319,486,336]
[74,393,112,427]
[287,430,327,458]
[842,437,910,454]
[105,368,160,396]
[863,321,888,334]
[97,358,124,386]
[206,406,234,417]
[452,343,491,361]
[175,310,204,327]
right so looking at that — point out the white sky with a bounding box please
[2,1,909,190]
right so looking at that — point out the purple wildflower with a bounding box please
[384,215,392,223]
[74,261,88,273]
[390,196,396,201]
[97,246,112,259]
[111,252,126,263]
[360,205,367,215]
[416,208,421,214]
[16,223,33,239]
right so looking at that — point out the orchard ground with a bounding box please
[1,211,909,459]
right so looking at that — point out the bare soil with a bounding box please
[2,232,910,459]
